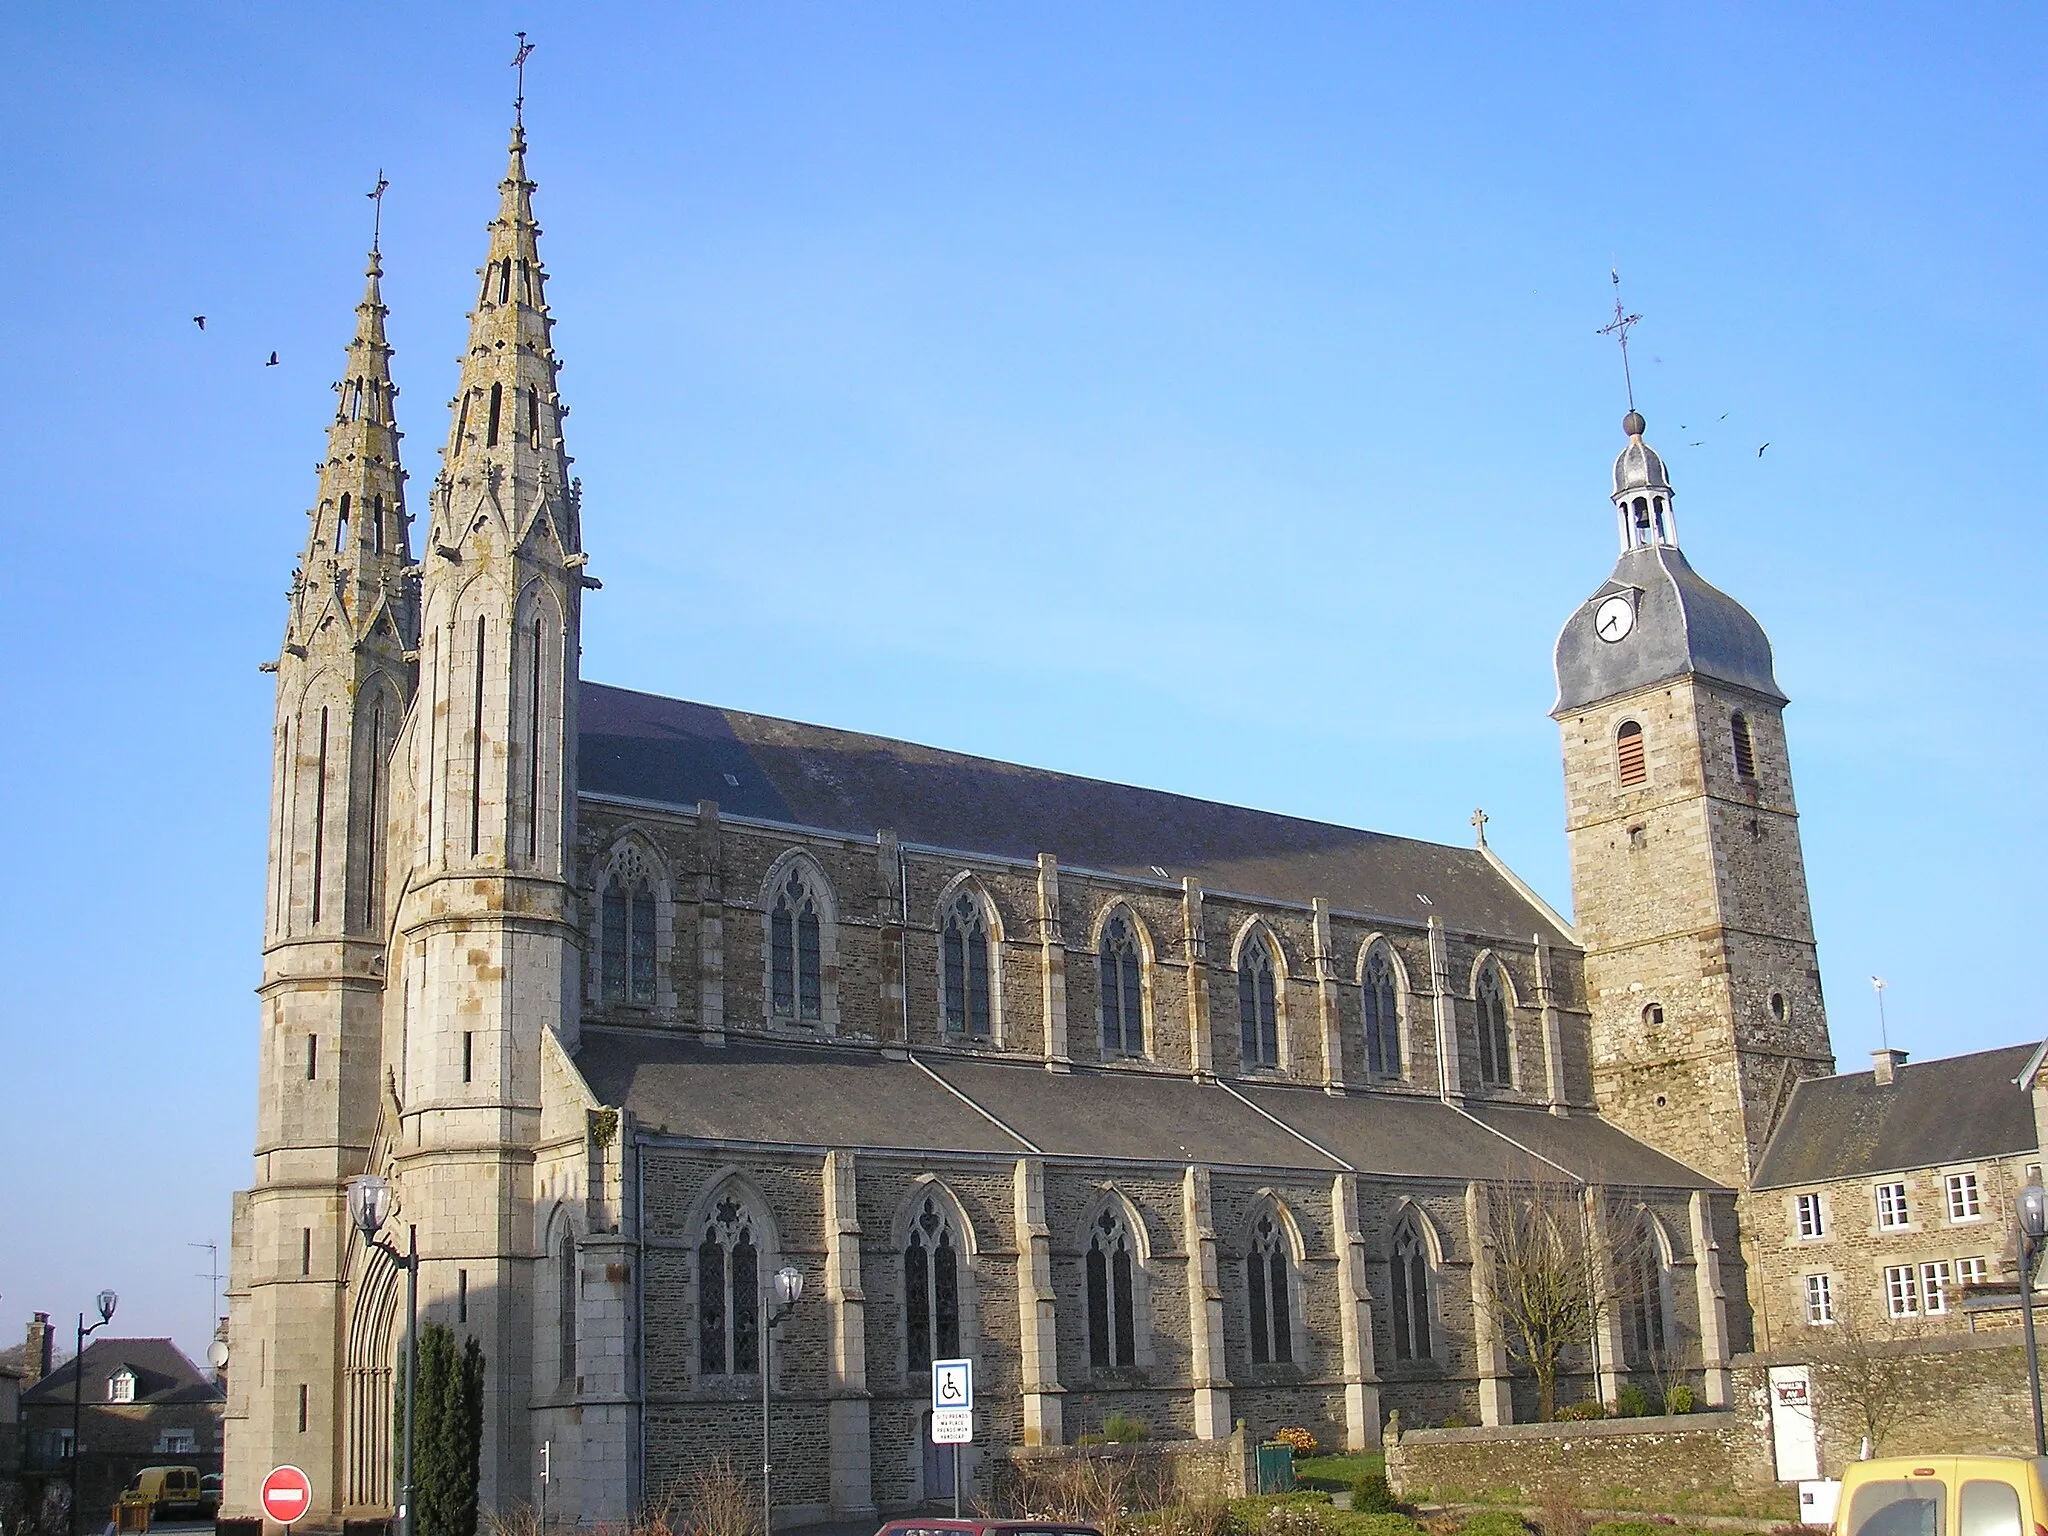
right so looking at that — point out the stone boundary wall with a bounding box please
[1733,1333,2035,1474]
[1384,1411,1777,1508]
[997,1428,1255,1511]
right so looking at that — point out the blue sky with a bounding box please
[1,5,2041,1359]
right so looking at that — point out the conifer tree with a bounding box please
[395,1322,486,1536]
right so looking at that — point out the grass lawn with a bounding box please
[1293,1452,1386,1491]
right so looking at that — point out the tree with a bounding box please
[396,1322,486,1536]
[1475,1167,1604,1422]
[1802,1286,1922,1455]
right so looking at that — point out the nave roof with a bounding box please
[579,682,1570,944]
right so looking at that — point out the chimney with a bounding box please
[25,1313,51,1386]
[1872,1048,1909,1086]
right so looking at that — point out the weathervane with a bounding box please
[367,169,389,250]
[512,31,536,121]
[1596,268,1643,413]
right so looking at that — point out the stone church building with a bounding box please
[226,113,1847,1529]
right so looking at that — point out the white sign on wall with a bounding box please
[932,1358,973,1444]
[1769,1364,1821,1483]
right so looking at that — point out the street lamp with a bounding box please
[68,1288,118,1535]
[2019,1184,2046,1456]
[349,1174,419,1536]
[760,1265,805,1536]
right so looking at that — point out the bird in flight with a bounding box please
[1757,442,1770,456]
[266,351,280,367]
[192,315,206,330]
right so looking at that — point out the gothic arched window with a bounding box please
[1238,936,1279,1069]
[904,1195,962,1372]
[1616,720,1648,788]
[1099,912,1144,1057]
[1476,964,1513,1087]
[1246,1211,1294,1365]
[1086,1208,1138,1369]
[697,1195,761,1376]
[941,891,993,1039]
[770,868,823,1025]
[557,1228,578,1386]
[601,848,656,1005]
[1388,1215,1433,1362]
[1363,946,1401,1078]
[1616,1216,1670,1365]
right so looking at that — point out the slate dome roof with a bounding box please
[1612,412,1671,496]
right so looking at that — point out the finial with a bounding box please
[1471,807,1489,848]
[366,170,389,255]
[1623,409,1645,438]
[1596,267,1643,413]
[512,31,535,125]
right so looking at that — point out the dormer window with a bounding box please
[108,1369,136,1404]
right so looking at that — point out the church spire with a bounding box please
[282,231,417,662]
[431,112,579,562]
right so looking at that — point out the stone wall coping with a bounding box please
[1396,1410,1740,1446]
[1734,1331,2024,1367]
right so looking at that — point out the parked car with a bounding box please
[875,1523,1102,1536]
[119,1467,212,1522]
[1835,1455,2044,1536]
[199,1475,223,1518]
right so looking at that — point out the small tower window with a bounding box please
[498,259,511,304]
[1732,713,1757,781]
[1616,721,1648,787]
[1642,1002,1664,1027]
[456,391,472,445]
[1771,991,1788,1022]
[1633,497,1652,546]
[528,387,541,449]
[336,492,350,554]
[1653,496,1669,542]
[486,383,502,448]
[371,494,384,556]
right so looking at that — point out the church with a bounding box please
[224,110,1845,1529]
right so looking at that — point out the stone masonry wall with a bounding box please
[1384,1411,1777,1507]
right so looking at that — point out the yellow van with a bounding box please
[1836,1456,2048,1536]
[118,1466,212,1521]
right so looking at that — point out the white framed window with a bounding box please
[1921,1260,1951,1315]
[1957,1255,1990,1288]
[1884,1263,1920,1317]
[1795,1192,1825,1239]
[1804,1272,1835,1325]
[107,1370,136,1404]
[1875,1181,1910,1230]
[1946,1172,1982,1222]
[157,1431,195,1455]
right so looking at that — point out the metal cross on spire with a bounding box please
[1596,268,1643,414]
[512,31,536,121]
[367,170,389,250]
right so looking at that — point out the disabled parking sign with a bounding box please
[931,1357,972,1443]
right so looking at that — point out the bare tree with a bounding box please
[1801,1286,1925,1455]
[1475,1164,1604,1421]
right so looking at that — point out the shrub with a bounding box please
[1666,1385,1696,1415]
[1613,1384,1650,1419]
[1552,1400,1606,1422]
[1534,1488,1590,1536]
[1438,1413,1471,1430]
[1351,1475,1398,1516]
[1459,1513,1530,1536]
[1104,1412,1151,1444]
[1274,1427,1320,1456]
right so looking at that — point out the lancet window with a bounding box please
[1616,1215,1671,1365]
[770,867,823,1025]
[941,891,993,1039]
[903,1195,962,1373]
[1246,1211,1294,1365]
[697,1195,761,1377]
[1388,1213,1434,1362]
[1086,1208,1138,1369]
[1099,911,1144,1057]
[1476,963,1513,1087]
[1238,935,1279,1069]
[1362,945,1401,1078]
[601,846,656,1005]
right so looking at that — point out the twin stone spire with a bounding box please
[284,117,581,666]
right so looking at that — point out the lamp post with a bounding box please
[68,1289,117,1536]
[759,1265,805,1536]
[349,1175,418,1536]
[2019,1184,2046,1456]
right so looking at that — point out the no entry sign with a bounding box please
[260,1466,314,1525]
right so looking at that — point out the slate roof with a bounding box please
[1553,543,1784,716]
[19,1338,223,1408]
[577,1030,1719,1189]
[578,683,1569,942]
[1753,1042,2041,1190]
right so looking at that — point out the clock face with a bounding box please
[1594,593,1635,644]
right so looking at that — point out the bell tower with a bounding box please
[1554,411,1834,1197]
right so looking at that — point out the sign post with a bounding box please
[259,1466,314,1528]
[931,1358,973,1518]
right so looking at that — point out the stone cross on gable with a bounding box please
[1471,807,1489,847]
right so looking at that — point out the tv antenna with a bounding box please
[190,1240,222,1344]
[1870,975,1890,1049]
[1596,268,1643,413]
